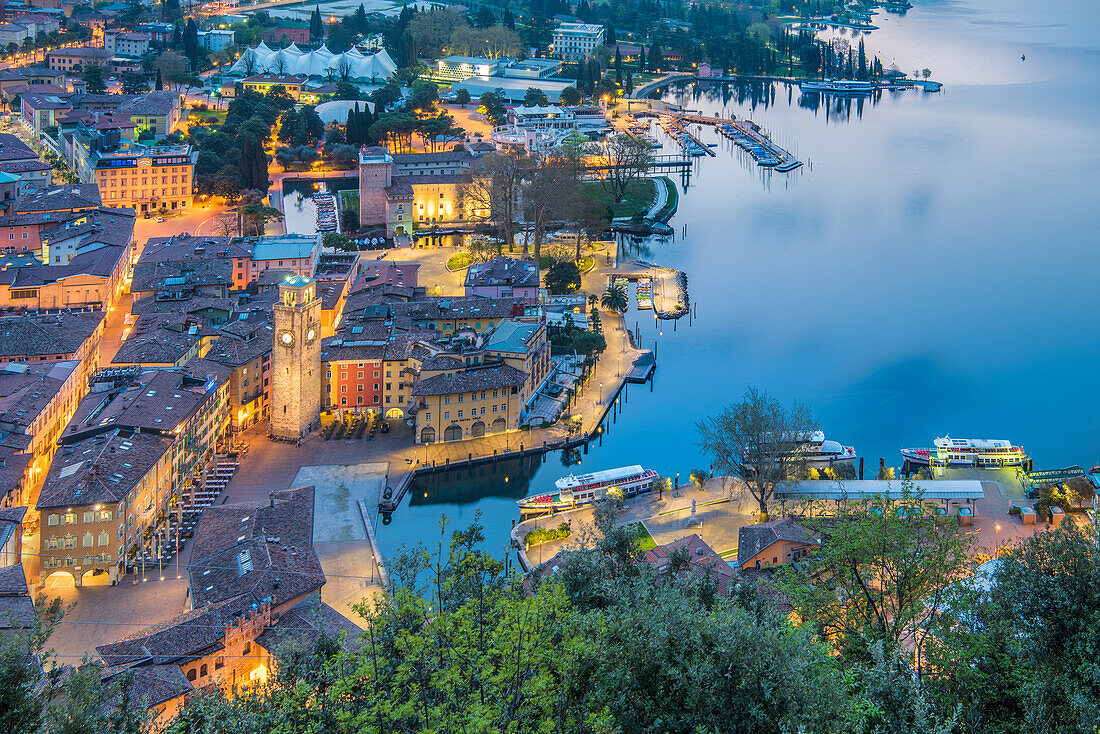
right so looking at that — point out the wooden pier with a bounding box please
[643,110,802,172]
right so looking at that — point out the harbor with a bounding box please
[643,110,803,172]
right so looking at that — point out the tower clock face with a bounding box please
[280,330,294,347]
[306,328,316,343]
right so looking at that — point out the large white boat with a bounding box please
[743,431,857,468]
[901,436,1029,468]
[517,465,658,515]
[800,79,876,95]
[800,431,858,466]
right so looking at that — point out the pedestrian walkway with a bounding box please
[645,177,669,219]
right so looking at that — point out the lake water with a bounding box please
[373,0,1100,559]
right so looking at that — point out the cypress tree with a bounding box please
[614,47,622,86]
[348,104,360,146]
[310,7,325,42]
[650,44,662,72]
[155,69,163,91]
[639,45,645,73]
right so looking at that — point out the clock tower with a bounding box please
[270,276,321,442]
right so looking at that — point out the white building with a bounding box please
[551,23,605,62]
[0,23,30,46]
[105,30,150,57]
[435,55,505,82]
[199,29,235,52]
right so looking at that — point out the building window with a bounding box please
[48,514,58,526]
[444,412,450,420]
[63,512,75,524]
[83,511,94,523]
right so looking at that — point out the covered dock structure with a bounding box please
[775,479,985,517]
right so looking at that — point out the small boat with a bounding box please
[517,465,659,515]
[800,79,876,95]
[901,436,1029,468]
[743,431,856,468]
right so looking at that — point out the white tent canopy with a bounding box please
[229,44,397,82]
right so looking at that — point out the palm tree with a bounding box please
[600,284,628,313]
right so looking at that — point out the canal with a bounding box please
[373,0,1100,560]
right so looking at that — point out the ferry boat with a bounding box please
[798,431,857,466]
[517,465,658,515]
[744,431,857,467]
[800,79,876,95]
[901,436,1029,468]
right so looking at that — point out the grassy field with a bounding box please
[584,178,656,219]
[446,252,473,271]
[338,189,359,214]
[189,109,227,125]
[627,522,658,551]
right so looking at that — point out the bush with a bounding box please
[446,252,473,270]
[1008,505,1022,516]
[524,521,570,547]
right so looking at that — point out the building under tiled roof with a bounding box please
[114,90,180,117]
[0,311,103,358]
[14,184,101,214]
[736,518,816,568]
[37,429,172,510]
[187,486,325,610]
[412,362,526,396]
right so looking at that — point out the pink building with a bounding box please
[463,256,540,302]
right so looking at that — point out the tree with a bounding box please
[570,329,606,361]
[155,68,163,90]
[310,6,324,42]
[773,482,973,673]
[409,79,439,112]
[464,151,526,247]
[454,87,471,107]
[240,201,283,235]
[926,523,1100,731]
[447,24,521,59]
[524,86,549,106]
[592,133,652,203]
[405,8,467,57]
[477,90,507,125]
[519,154,573,259]
[82,63,106,94]
[649,43,662,71]
[545,260,581,294]
[559,85,583,106]
[696,387,819,518]
[600,283,627,312]
[183,17,200,68]
[120,72,147,94]
[323,232,354,251]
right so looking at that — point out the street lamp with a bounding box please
[994,523,1001,556]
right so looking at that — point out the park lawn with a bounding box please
[627,522,658,551]
[189,109,227,124]
[339,189,359,213]
[576,255,595,272]
[447,252,473,270]
[584,178,656,219]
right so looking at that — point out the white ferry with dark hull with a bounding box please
[800,431,858,467]
[901,436,1029,468]
[518,465,658,515]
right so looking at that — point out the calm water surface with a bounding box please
[375,0,1100,558]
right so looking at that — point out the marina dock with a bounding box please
[626,350,656,383]
[651,111,802,172]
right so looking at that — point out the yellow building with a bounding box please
[411,362,529,443]
[240,74,306,100]
[93,145,197,215]
[36,368,230,585]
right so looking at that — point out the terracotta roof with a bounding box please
[642,533,733,595]
[96,596,251,667]
[187,486,325,609]
[464,256,539,289]
[255,599,365,653]
[736,518,816,568]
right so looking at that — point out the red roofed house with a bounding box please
[642,533,734,595]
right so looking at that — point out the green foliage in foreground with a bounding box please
[524,521,571,547]
[10,508,1100,733]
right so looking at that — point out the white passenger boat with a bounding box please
[901,436,1029,468]
[799,431,857,466]
[517,465,658,514]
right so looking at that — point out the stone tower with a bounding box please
[270,276,321,441]
[358,146,393,228]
